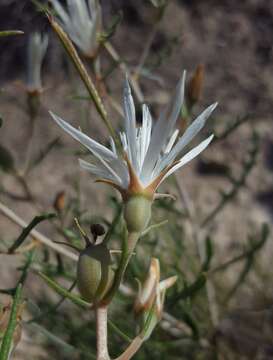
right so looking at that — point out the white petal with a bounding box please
[109,137,117,156]
[123,77,138,170]
[50,0,70,25]
[79,159,115,181]
[141,72,186,183]
[156,134,214,188]
[155,102,217,175]
[164,129,179,154]
[50,111,116,161]
[142,104,152,157]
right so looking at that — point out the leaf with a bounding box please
[108,319,132,342]
[38,272,91,308]
[8,213,56,253]
[0,145,14,172]
[179,303,200,339]
[99,11,123,42]
[0,30,24,37]
[168,274,206,306]
[103,206,123,244]
[201,236,214,271]
[0,283,22,360]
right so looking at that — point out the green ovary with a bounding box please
[123,195,152,233]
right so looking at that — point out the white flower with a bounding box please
[27,32,48,92]
[49,71,217,199]
[50,0,102,58]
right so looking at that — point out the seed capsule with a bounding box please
[123,195,152,233]
[90,223,106,238]
[77,243,113,303]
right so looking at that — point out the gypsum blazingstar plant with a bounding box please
[50,0,102,59]
[49,72,217,232]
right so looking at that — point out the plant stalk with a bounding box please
[96,306,110,360]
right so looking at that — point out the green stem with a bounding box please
[102,232,139,305]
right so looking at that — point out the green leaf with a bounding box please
[0,145,14,172]
[103,206,123,244]
[179,303,200,339]
[8,213,56,253]
[108,319,132,342]
[38,272,91,308]
[99,11,123,43]
[201,236,214,271]
[169,274,206,306]
[0,30,24,37]
[0,283,22,360]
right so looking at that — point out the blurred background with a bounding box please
[0,1,273,359]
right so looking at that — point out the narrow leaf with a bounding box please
[8,213,56,253]
[201,236,214,271]
[0,283,22,360]
[0,30,24,37]
[38,272,91,308]
[169,273,206,306]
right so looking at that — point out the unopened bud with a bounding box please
[134,258,160,315]
[134,258,177,340]
[53,191,66,213]
[187,64,204,107]
[77,243,113,303]
[123,195,152,233]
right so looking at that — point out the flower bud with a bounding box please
[134,258,177,340]
[187,64,204,107]
[53,191,66,213]
[77,243,113,303]
[123,195,152,233]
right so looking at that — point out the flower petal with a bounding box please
[123,77,138,170]
[50,111,116,161]
[156,134,214,187]
[141,72,186,183]
[154,102,217,177]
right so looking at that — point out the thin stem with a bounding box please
[0,201,78,261]
[103,232,139,305]
[96,306,110,360]
[114,336,143,360]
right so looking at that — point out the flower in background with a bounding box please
[50,0,102,59]
[26,32,48,94]
[134,258,177,340]
[49,72,217,201]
